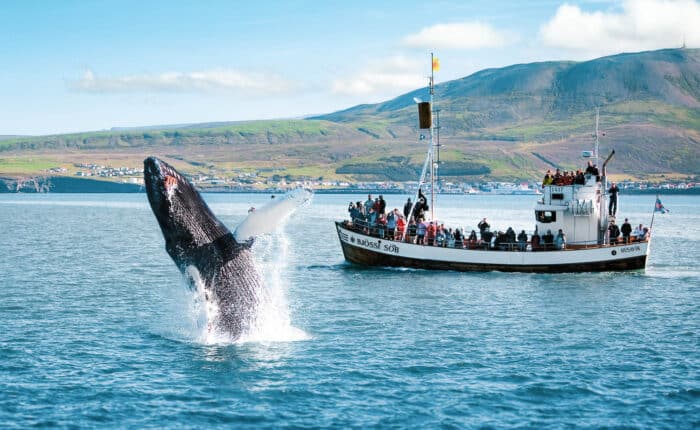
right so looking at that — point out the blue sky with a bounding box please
[1,0,699,135]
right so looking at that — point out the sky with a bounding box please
[1,0,699,136]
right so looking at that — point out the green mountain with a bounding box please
[2,48,699,182]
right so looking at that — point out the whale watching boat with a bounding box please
[335,55,653,273]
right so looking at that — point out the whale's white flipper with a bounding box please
[233,188,313,242]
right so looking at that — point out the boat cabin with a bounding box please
[535,175,608,246]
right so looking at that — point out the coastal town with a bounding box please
[39,162,700,194]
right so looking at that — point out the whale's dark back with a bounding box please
[143,156,263,339]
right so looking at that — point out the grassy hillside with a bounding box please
[2,48,699,182]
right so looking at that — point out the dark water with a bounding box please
[0,193,698,428]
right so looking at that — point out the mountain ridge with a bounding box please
[2,48,699,181]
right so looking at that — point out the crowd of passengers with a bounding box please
[346,191,565,251]
[346,186,648,251]
[542,161,601,186]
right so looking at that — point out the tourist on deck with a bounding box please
[372,197,381,215]
[608,221,621,244]
[386,209,397,240]
[403,198,412,219]
[574,170,586,185]
[426,221,436,246]
[478,218,490,238]
[608,182,619,216]
[481,229,494,249]
[396,214,406,240]
[640,227,649,241]
[454,228,463,248]
[585,161,595,176]
[367,208,378,235]
[543,229,554,250]
[376,214,386,239]
[555,229,567,250]
[352,202,366,229]
[542,170,553,187]
[585,161,600,182]
[621,218,632,244]
[468,230,478,249]
[531,231,541,251]
[407,218,417,243]
[364,194,374,216]
[378,195,386,215]
[517,230,528,251]
[553,169,562,185]
[563,171,574,185]
[494,231,503,250]
[413,197,428,221]
[436,225,446,247]
[505,227,516,247]
[417,220,427,245]
[348,202,358,222]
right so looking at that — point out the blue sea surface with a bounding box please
[0,193,698,428]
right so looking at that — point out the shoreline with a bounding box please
[1,176,698,195]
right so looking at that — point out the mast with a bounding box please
[429,52,436,220]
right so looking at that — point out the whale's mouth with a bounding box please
[144,157,191,203]
[144,157,183,188]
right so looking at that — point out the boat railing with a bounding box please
[341,219,648,251]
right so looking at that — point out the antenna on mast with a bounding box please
[595,107,600,167]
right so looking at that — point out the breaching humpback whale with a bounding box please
[143,156,311,340]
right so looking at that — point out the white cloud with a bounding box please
[332,55,427,96]
[540,0,700,55]
[402,21,509,49]
[71,69,296,95]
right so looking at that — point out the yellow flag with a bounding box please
[432,57,440,72]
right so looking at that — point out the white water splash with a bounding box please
[182,190,312,345]
[237,230,311,344]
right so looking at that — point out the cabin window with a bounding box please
[551,193,565,200]
[536,210,557,223]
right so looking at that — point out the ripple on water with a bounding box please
[0,194,698,428]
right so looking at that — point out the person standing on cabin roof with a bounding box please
[542,170,553,187]
[553,169,562,185]
[608,182,619,216]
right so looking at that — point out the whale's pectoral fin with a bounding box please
[233,188,313,243]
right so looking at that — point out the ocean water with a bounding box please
[0,192,698,428]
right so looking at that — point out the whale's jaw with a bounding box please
[143,157,232,264]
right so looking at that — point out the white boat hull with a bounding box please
[336,222,649,273]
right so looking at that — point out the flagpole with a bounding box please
[650,194,658,230]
